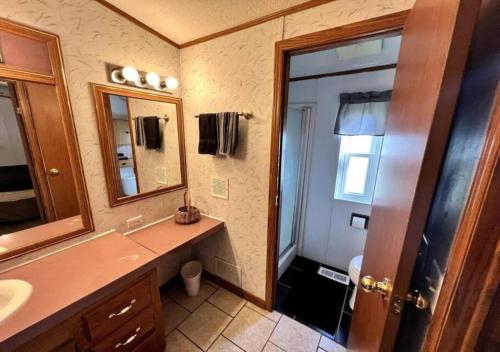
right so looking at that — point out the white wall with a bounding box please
[288,68,396,271]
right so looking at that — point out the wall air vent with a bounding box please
[211,176,229,199]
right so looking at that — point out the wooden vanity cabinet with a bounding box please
[15,270,165,352]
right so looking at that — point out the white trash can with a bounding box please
[181,261,202,297]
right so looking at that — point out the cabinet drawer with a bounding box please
[131,332,163,352]
[51,340,78,352]
[91,306,155,352]
[83,277,152,342]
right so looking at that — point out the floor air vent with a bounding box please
[214,257,242,287]
[317,266,350,285]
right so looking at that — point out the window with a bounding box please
[334,135,383,204]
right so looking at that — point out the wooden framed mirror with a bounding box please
[92,84,187,207]
[0,19,93,261]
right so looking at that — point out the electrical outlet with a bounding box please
[126,215,144,229]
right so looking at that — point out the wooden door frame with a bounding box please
[265,10,409,310]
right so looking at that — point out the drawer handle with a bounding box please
[108,299,136,319]
[114,327,140,349]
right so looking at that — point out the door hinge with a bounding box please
[16,107,22,115]
[275,195,279,207]
[392,296,405,315]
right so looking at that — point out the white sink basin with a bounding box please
[0,280,32,323]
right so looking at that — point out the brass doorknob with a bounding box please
[49,168,60,176]
[360,275,392,297]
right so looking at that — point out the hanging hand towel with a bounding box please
[227,112,239,155]
[198,113,218,155]
[143,116,162,149]
[216,112,239,155]
[134,117,145,146]
[217,112,227,155]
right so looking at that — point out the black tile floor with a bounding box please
[275,256,353,347]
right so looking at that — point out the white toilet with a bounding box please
[348,255,363,309]
[119,166,138,196]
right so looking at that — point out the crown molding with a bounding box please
[94,0,337,49]
[179,0,336,48]
[94,0,180,48]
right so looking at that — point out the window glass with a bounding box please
[344,156,369,194]
[334,135,383,204]
[344,135,373,154]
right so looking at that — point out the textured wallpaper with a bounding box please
[0,0,184,271]
[181,18,284,298]
[181,0,415,299]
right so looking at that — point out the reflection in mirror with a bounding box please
[108,95,182,198]
[0,19,92,260]
[94,84,186,207]
[0,80,81,237]
[0,81,43,235]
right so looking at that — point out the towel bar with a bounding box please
[195,112,252,119]
[132,115,169,122]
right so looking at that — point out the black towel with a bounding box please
[142,116,162,149]
[198,113,218,155]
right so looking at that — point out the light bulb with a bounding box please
[165,77,178,90]
[110,69,126,83]
[134,76,147,88]
[145,72,161,87]
[122,66,139,81]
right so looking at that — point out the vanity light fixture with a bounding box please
[122,66,139,82]
[163,77,179,90]
[106,63,178,93]
[145,72,161,87]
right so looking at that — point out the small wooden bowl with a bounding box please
[175,206,201,224]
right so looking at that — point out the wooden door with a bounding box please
[20,82,80,220]
[348,0,481,350]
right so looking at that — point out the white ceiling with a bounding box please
[103,0,310,45]
[290,35,402,78]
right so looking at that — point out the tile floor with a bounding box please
[160,277,346,352]
[275,257,353,346]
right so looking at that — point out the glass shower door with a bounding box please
[278,106,311,258]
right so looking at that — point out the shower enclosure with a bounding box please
[277,104,313,277]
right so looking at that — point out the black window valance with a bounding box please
[334,90,392,136]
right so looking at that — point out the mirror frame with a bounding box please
[0,18,94,261]
[91,83,187,207]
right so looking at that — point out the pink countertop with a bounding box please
[0,215,224,351]
[0,232,158,351]
[128,216,225,256]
